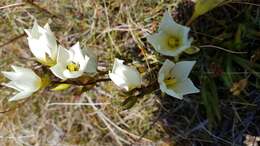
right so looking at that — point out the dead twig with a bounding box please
[52,78,111,86]
[0,2,25,10]
[0,33,26,49]
[24,0,59,18]
[200,45,248,54]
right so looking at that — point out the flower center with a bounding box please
[164,75,177,87]
[40,53,56,66]
[45,55,56,66]
[167,36,180,49]
[67,62,80,72]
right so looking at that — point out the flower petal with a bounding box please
[158,60,183,99]
[109,58,141,91]
[45,36,57,60]
[4,81,23,92]
[172,78,199,96]
[11,65,30,73]
[109,73,129,91]
[15,69,41,92]
[158,59,175,84]
[159,11,177,33]
[24,29,32,37]
[159,82,183,99]
[159,11,190,38]
[70,42,87,72]
[11,65,41,91]
[2,66,41,102]
[31,21,41,38]
[41,23,57,59]
[5,66,41,91]
[8,91,33,102]
[70,42,85,62]
[83,47,97,74]
[27,38,50,61]
[44,23,53,34]
[113,60,141,89]
[122,67,141,90]
[112,59,124,73]
[172,61,196,81]
[1,71,19,81]
[147,31,190,57]
[84,55,97,74]
[146,11,192,57]
[147,31,169,51]
[25,21,57,63]
[56,46,71,65]
[2,66,41,92]
[63,70,84,79]
[50,63,67,80]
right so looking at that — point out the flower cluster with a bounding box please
[146,11,199,99]
[1,11,199,102]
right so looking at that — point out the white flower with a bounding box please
[1,66,42,101]
[147,11,193,57]
[50,42,97,80]
[109,58,141,91]
[158,59,199,99]
[24,21,57,66]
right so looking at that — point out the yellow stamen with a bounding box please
[67,62,80,72]
[164,75,177,87]
[167,36,180,49]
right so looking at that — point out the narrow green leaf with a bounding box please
[188,0,227,24]
[201,75,221,129]
[221,57,233,87]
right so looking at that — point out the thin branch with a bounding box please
[0,135,34,139]
[230,1,260,7]
[0,33,26,48]
[47,102,110,106]
[0,2,25,10]
[199,45,248,54]
[24,0,59,18]
[52,78,111,86]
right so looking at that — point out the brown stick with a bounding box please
[0,33,26,48]
[24,0,59,18]
[0,2,25,10]
[52,78,111,86]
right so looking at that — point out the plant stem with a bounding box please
[24,0,59,18]
[136,82,159,98]
[0,33,26,48]
[52,78,111,86]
